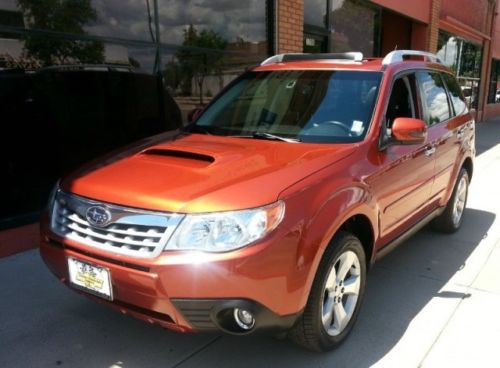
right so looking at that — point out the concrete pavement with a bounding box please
[1,120,500,367]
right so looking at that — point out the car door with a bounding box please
[368,73,437,242]
[424,72,471,201]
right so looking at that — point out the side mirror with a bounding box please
[391,117,427,145]
[188,107,204,123]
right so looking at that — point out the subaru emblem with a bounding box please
[86,206,112,227]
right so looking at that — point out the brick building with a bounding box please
[276,0,499,121]
[0,0,498,225]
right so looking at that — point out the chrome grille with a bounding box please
[51,191,184,258]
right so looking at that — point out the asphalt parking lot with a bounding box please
[1,120,500,368]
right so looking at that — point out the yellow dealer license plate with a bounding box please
[67,257,113,300]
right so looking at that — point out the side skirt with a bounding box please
[373,207,445,263]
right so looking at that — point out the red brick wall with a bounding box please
[411,22,428,51]
[427,0,442,52]
[371,0,431,23]
[492,10,500,59]
[381,10,412,56]
[441,0,491,35]
[277,0,304,53]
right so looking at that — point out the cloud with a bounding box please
[83,0,267,45]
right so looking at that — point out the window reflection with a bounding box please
[304,0,327,28]
[158,0,267,48]
[417,72,451,125]
[86,0,154,41]
[303,0,380,57]
[193,70,382,143]
[442,72,468,115]
[0,0,271,223]
[330,0,379,56]
[437,31,482,110]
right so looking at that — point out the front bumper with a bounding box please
[39,221,306,334]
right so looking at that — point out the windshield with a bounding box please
[192,70,382,143]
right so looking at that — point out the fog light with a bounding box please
[233,308,255,330]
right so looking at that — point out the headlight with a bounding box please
[165,201,285,252]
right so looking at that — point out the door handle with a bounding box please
[424,146,436,157]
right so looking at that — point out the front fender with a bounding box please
[280,177,378,312]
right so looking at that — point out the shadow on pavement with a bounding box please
[163,208,494,368]
[1,208,491,368]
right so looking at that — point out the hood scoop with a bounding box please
[141,148,215,167]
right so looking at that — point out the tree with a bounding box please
[163,60,181,95]
[175,24,227,104]
[128,57,141,69]
[18,0,104,66]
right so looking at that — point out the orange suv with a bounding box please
[40,50,475,351]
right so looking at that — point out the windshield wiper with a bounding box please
[252,132,301,143]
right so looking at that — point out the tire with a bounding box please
[289,231,366,352]
[432,168,469,233]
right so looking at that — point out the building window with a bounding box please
[303,0,329,53]
[303,0,381,56]
[437,31,483,110]
[329,0,380,56]
[488,59,500,104]
[0,0,272,223]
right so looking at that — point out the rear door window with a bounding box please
[416,71,451,125]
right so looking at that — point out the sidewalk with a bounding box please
[366,118,500,367]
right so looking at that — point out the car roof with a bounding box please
[255,58,384,72]
[253,50,453,75]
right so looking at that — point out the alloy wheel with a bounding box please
[452,175,467,227]
[321,250,361,336]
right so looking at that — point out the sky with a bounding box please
[86,0,267,45]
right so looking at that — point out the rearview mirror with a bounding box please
[391,117,427,145]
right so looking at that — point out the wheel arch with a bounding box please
[462,156,473,180]
[337,214,375,270]
[440,154,474,208]
[295,195,378,313]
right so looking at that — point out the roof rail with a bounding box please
[261,52,363,66]
[382,50,442,65]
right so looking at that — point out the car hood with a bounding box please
[63,133,356,213]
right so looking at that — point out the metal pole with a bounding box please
[153,0,162,73]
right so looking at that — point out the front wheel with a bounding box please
[289,232,366,351]
[432,168,469,233]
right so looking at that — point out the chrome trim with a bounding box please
[261,52,363,66]
[382,50,443,65]
[51,191,184,258]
